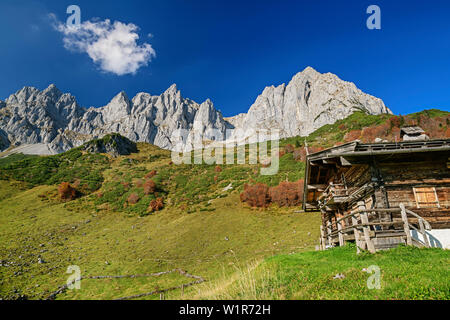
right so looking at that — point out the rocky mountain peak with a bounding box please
[42,84,64,103]
[164,84,179,96]
[112,91,130,103]
[6,86,40,104]
[0,68,392,155]
[43,83,62,95]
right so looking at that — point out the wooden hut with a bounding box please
[303,137,450,252]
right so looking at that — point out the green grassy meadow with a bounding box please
[1,110,449,300]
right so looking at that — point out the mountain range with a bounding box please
[0,67,391,155]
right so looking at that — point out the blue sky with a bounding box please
[1,0,450,116]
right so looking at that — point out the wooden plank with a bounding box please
[308,184,327,190]
[337,222,344,247]
[400,203,412,246]
[418,219,430,248]
[359,201,376,253]
[327,220,333,247]
[351,215,362,254]
[320,225,326,251]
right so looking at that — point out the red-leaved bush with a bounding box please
[58,182,77,201]
[240,180,305,208]
[127,193,140,204]
[135,179,144,188]
[292,146,324,161]
[284,144,295,153]
[121,181,131,190]
[344,130,362,142]
[240,183,270,208]
[144,180,156,195]
[293,148,306,161]
[268,180,304,207]
[148,197,164,212]
[145,170,157,179]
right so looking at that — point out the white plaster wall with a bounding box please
[411,229,450,249]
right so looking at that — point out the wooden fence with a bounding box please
[319,202,432,253]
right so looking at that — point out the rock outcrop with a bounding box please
[81,133,137,157]
[0,67,391,155]
[226,67,391,140]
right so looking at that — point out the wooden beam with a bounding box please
[351,215,362,254]
[359,201,376,253]
[307,184,327,190]
[340,157,352,166]
[327,220,333,247]
[337,221,344,247]
[320,225,326,251]
[316,167,321,184]
[400,203,412,246]
[419,219,430,248]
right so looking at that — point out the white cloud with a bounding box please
[51,15,156,75]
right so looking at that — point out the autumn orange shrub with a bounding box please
[293,147,306,161]
[145,170,157,179]
[292,146,324,160]
[268,180,304,207]
[135,179,144,188]
[148,197,164,212]
[284,144,295,153]
[121,181,131,190]
[144,180,156,195]
[72,179,81,189]
[240,180,305,208]
[127,193,140,204]
[360,123,390,142]
[344,130,362,142]
[389,116,402,128]
[240,183,270,208]
[58,182,77,201]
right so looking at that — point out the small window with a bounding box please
[413,187,440,208]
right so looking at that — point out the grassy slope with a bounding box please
[281,108,450,148]
[0,186,319,299]
[0,140,319,299]
[196,245,450,300]
[1,109,449,300]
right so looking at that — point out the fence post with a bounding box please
[351,215,362,254]
[327,220,333,247]
[320,225,326,250]
[337,221,344,247]
[418,218,430,248]
[358,201,376,253]
[400,203,412,246]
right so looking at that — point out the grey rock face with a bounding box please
[0,67,391,155]
[0,83,229,154]
[226,67,391,140]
